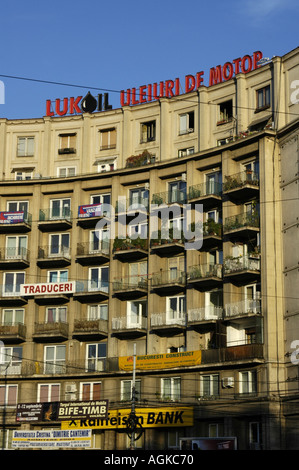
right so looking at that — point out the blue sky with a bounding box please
[0,0,298,119]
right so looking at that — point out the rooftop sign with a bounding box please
[46,51,263,116]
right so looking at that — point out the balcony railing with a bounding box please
[116,196,149,214]
[76,240,110,256]
[0,322,26,340]
[39,208,72,222]
[150,311,186,327]
[34,321,69,338]
[224,255,260,274]
[113,276,148,292]
[113,237,148,252]
[0,211,32,227]
[37,245,71,259]
[188,263,222,281]
[151,190,187,205]
[224,299,261,317]
[112,315,147,331]
[188,306,223,322]
[223,170,259,192]
[151,270,186,287]
[75,280,109,294]
[188,181,222,200]
[0,247,30,262]
[224,212,259,233]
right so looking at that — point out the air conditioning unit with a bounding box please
[65,383,77,393]
[222,377,234,388]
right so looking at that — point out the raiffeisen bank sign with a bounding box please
[46,51,263,116]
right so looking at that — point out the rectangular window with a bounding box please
[80,382,101,400]
[50,198,71,220]
[15,170,33,180]
[44,345,66,374]
[179,111,194,135]
[0,385,18,405]
[166,295,186,324]
[46,307,67,323]
[58,133,76,154]
[127,300,147,328]
[129,187,149,209]
[17,137,34,157]
[3,272,25,296]
[89,267,109,292]
[201,374,219,397]
[141,121,156,143]
[91,193,111,216]
[239,370,257,394]
[256,85,270,110]
[121,379,141,401]
[168,180,187,204]
[88,304,108,321]
[7,200,29,214]
[178,147,194,158]
[2,308,24,325]
[58,167,76,177]
[38,383,60,402]
[49,233,70,257]
[47,270,68,283]
[86,343,107,372]
[5,236,27,259]
[100,128,116,150]
[161,377,181,401]
[218,100,233,124]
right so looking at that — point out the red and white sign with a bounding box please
[20,282,75,296]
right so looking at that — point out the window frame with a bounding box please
[161,377,181,401]
[17,136,34,157]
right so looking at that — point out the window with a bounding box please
[121,379,141,401]
[168,257,185,282]
[86,343,107,372]
[97,158,117,173]
[201,374,219,397]
[5,235,27,259]
[168,180,187,204]
[15,170,33,180]
[0,385,18,406]
[141,121,156,143]
[100,128,116,150]
[91,193,111,216]
[256,85,270,110]
[7,200,29,214]
[58,167,76,177]
[80,382,101,400]
[166,295,186,324]
[89,267,109,292]
[239,370,257,394]
[179,111,194,135]
[249,421,261,449]
[129,187,149,210]
[17,136,34,157]
[127,300,147,328]
[178,147,194,158]
[58,133,76,154]
[38,383,60,402]
[128,222,148,239]
[129,261,147,286]
[49,233,70,257]
[50,198,71,220]
[206,171,222,195]
[44,345,66,374]
[161,377,181,401]
[244,160,259,181]
[3,272,25,296]
[2,308,24,325]
[88,304,108,321]
[47,269,68,283]
[89,228,110,253]
[218,100,233,124]
[46,307,67,323]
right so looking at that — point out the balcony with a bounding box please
[150,230,185,256]
[77,203,109,228]
[113,237,148,261]
[0,323,26,343]
[112,315,147,339]
[32,321,69,342]
[0,247,30,269]
[202,219,223,250]
[151,270,186,295]
[201,343,264,364]
[0,212,32,233]
[223,212,259,239]
[224,255,260,283]
[151,190,187,206]
[188,181,222,208]
[150,311,186,335]
[0,286,27,306]
[38,208,72,231]
[113,276,148,299]
[188,263,223,290]
[76,241,110,265]
[116,196,149,218]
[37,245,71,268]
[73,318,108,341]
[73,280,109,303]
[188,306,223,328]
[223,170,259,201]
[224,299,261,319]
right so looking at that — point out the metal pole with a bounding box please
[130,343,136,450]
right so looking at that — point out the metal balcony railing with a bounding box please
[224,255,260,274]
[39,208,72,222]
[113,237,148,252]
[188,306,223,322]
[112,315,147,330]
[34,321,69,337]
[0,211,32,226]
[38,245,71,259]
[0,247,30,261]
[151,270,186,287]
[75,280,109,294]
[224,212,259,233]
[150,311,187,327]
[188,263,222,281]
[116,196,149,214]
[223,170,259,192]
[188,181,222,200]
[224,299,261,317]
[76,240,110,256]
[113,276,148,292]
[151,190,187,205]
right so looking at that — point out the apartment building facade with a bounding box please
[0,46,299,450]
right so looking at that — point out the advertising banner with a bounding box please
[61,407,193,430]
[20,281,75,296]
[78,204,102,218]
[0,211,24,224]
[12,429,92,449]
[57,400,109,420]
[180,437,237,450]
[118,350,202,371]
[16,403,44,422]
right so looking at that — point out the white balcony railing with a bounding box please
[224,299,261,317]
[188,306,223,322]
[150,311,186,327]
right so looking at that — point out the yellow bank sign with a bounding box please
[61,407,193,430]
